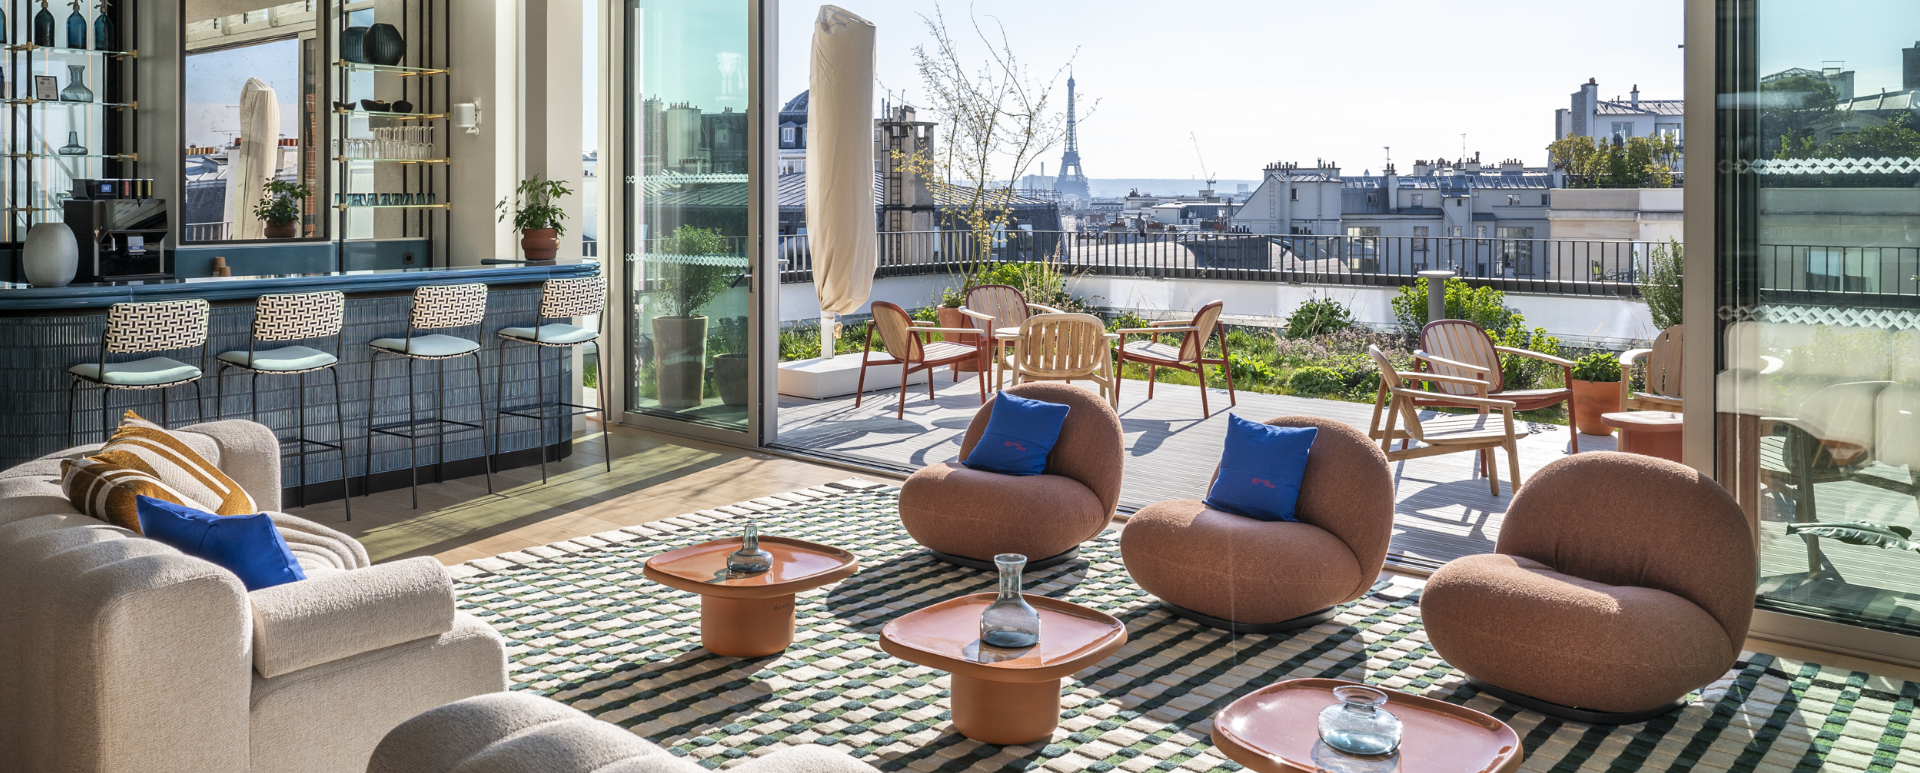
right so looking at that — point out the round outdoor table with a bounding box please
[879,592,1127,745]
[1600,410,1683,463]
[1212,678,1523,773]
[642,536,857,657]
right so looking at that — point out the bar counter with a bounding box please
[0,260,603,501]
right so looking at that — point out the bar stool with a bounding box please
[365,283,493,509]
[494,275,610,483]
[215,291,351,520]
[67,299,211,445]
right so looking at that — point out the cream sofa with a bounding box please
[0,420,508,773]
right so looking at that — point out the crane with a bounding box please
[1189,133,1216,191]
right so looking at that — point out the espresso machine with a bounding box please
[64,197,170,283]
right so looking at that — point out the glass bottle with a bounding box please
[1317,685,1402,757]
[725,522,772,575]
[57,131,84,155]
[63,0,83,49]
[59,64,90,102]
[2,7,9,45]
[92,0,112,51]
[979,553,1041,649]
[33,0,54,47]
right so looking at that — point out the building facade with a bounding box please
[1555,78,1686,171]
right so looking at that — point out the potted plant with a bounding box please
[253,180,310,239]
[1569,351,1623,436]
[496,175,573,262]
[711,316,750,407]
[933,285,982,371]
[653,225,736,409]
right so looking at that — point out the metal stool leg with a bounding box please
[535,340,548,484]
[192,380,204,424]
[364,352,379,499]
[67,379,78,447]
[160,384,170,427]
[493,340,507,489]
[435,357,447,486]
[471,350,493,495]
[298,370,309,508]
[330,365,352,520]
[407,356,418,510]
[251,372,260,425]
[597,346,610,474]
[215,364,225,421]
[100,385,110,443]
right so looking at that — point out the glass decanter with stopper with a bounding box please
[1317,685,1402,757]
[978,553,1041,649]
[724,522,772,575]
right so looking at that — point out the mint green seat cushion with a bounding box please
[370,334,481,358]
[498,324,598,345]
[69,357,203,386]
[216,345,339,372]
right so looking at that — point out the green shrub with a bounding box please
[1288,366,1346,396]
[1226,352,1275,386]
[1571,351,1623,382]
[1105,312,1150,333]
[1643,239,1683,331]
[1284,297,1354,339]
[1490,324,1564,389]
[1390,277,1520,335]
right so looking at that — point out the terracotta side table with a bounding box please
[643,536,857,657]
[1600,410,1683,463]
[879,593,1127,745]
[1213,678,1522,773]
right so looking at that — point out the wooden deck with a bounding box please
[775,371,1610,569]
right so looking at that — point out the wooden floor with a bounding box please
[776,371,1613,569]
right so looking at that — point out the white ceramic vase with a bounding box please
[23,222,78,288]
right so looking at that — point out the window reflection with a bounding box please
[182,2,322,242]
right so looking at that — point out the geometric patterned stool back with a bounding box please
[252,291,346,342]
[538,276,605,320]
[409,283,489,330]
[104,300,211,353]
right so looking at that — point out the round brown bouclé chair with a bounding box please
[898,382,1123,570]
[1421,452,1757,725]
[1120,416,1395,632]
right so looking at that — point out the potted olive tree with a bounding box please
[711,316,750,407]
[1569,351,1623,435]
[653,225,735,409]
[496,175,573,261]
[253,180,311,239]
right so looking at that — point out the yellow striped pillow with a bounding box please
[60,411,258,532]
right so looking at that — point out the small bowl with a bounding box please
[360,98,392,112]
[390,99,414,114]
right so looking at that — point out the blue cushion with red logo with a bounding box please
[962,391,1072,476]
[1204,414,1317,522]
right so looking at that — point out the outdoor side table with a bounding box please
[1212,678,1523,773]
[879,592,1127,745]
[1600,410,1683,463]
[643,536,858,657]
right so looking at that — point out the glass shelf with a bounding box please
[5,44,135,58]
[3,99,134,109]
[6,153,133,160]
[335,203,450,210]
[335,108,446,120]
[334,157,449,164]
[335,61,447,77]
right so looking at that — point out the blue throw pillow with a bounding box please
[135,496,307,591]
[963,391,1072,476]
[1204,414,1317,522]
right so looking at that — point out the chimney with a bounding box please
[1631,85,1640,109]
[1906,42,1920,91]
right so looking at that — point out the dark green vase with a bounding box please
[33,1,54,47]
[64,2,84,49]
[364,23,404,66]
[92,4,112,51]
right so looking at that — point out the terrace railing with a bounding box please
[777,230,1661,298]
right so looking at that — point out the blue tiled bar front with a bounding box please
[0,260,602,501]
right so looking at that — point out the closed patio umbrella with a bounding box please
[223,77,279,241]
[806,5,875,358]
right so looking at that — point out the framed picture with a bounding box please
[33,76,57,101]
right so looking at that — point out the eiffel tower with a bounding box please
[1054,73,1091,200]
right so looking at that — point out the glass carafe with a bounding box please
[59,64,90,102]
[57,131,84,155]
[1317,685,1402,757]
[979,553,1041,649]
[725,522,772,575]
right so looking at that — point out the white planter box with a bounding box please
[777,352,934,399]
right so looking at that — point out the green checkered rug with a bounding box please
[447,480,1920,772]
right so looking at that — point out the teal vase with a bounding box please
[92,1,112,51]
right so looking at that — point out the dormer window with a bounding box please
[781,127,795,144]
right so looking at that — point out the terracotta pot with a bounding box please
[1570,379,1621,436]
[714,353,749,406]
[652,315,708,410]
[937,306,982,371]
[520,228,559,262]
[263,221,297,239]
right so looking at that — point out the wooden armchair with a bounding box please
[1620,324,1683,411]
[1111,300,1237,416]
[1007,313,1116,402]
[957,284,1064,390]
[855,301,988,419]
[1368,345,1522,496]
[1417,319,1580,451]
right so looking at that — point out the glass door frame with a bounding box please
[604,0,777,446]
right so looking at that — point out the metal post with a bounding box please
[1419,269,1453,324]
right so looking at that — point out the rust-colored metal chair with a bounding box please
[1621,324,1684,412]
[957,283,1064,390]
[1007,313,1116,402]
[1112,300,1236,416]
[1417,318,1578,451]
[854,301,987,419]
[1368,345,1522,496]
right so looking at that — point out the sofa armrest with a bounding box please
[178,420,283,511]
[268,512,371,571]
[249,557,454,678]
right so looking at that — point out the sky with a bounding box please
[778,0,1687,181]
[183,38,301,149]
